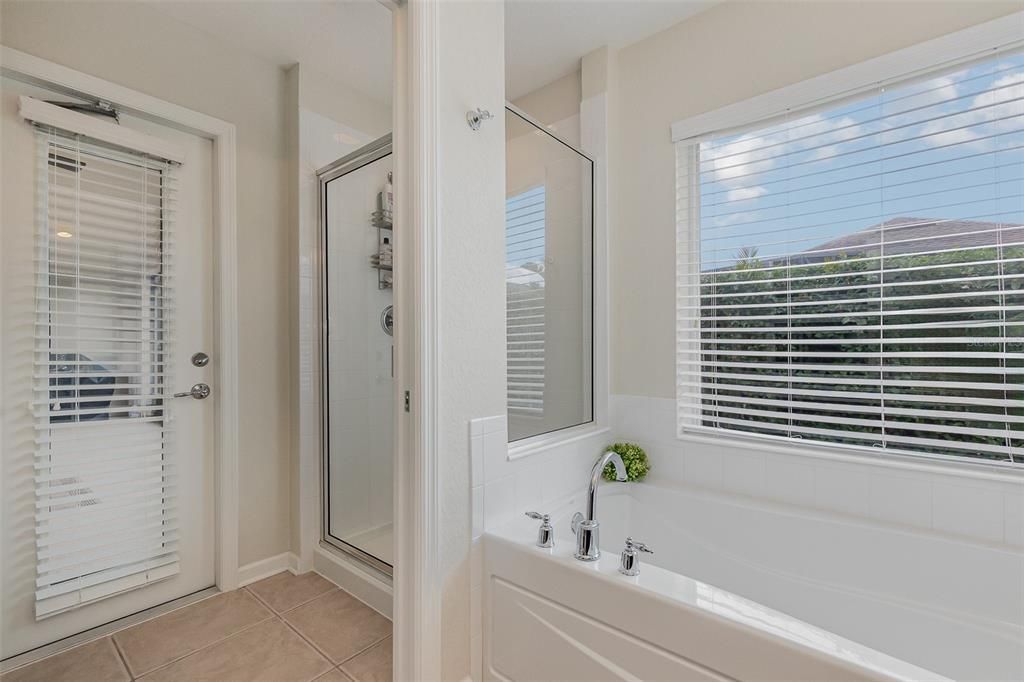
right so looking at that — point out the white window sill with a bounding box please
[508,422,610,462]
[676,427,1024,486]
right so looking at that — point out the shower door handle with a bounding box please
[174,383,211,400]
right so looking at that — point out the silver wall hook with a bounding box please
[466,108,494,131]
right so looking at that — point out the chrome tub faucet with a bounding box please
[571,450,627,561]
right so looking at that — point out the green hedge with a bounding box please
[695,244,1024,460]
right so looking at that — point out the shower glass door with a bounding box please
[319,137,394,575]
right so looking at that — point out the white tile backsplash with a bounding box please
[932,479,1004,544]
[865,470,932,530]
[469,414,607,536]
[484,474,515,529]
[610,394,1024,548]
[646,397,677,445]
[479,415,506,435]
[814,462,871,518]
[609,394,650,440]
[472,486,484,540]
[514,462,545,516]
[720,449,766,498]
[764,454,817,507]
[471,434,483,488]
[684,448,724,490]
[470,400,1022,550]
[483,429,511,484]
[1006,489,1024,547]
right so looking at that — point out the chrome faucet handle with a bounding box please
[625,537,653,554]
[619,537,653,576]
[525,512,554,548]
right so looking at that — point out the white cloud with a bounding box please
[727,186,767,202]
[704,112,866,191]
[711,211,758,228]
[904,75,959,110]
[704,133,776,184]
[920,70,1023,151]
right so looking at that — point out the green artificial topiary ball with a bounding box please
[601,442,650,482]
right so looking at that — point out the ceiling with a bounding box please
[146,0,717,106]
[146,0,395,104]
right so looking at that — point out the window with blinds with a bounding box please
[506,186,547,419]
[33,123,180,617]
[677,50,1024,465]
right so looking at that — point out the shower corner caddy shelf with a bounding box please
[370,200,393,290]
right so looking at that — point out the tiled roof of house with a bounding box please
[795,216,1024,263]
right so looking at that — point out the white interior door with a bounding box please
[1,76,215,659]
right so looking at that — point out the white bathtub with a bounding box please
[483,481,1024,681]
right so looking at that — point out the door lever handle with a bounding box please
[173,383,211,400]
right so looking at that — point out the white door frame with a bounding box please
[0,46,241,592]
[391,2,442,679]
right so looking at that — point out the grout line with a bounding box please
[248,582,339,617]
[130,615,276,679]
[243,585,277,613]
[2,588,221,676]
[109,636,135,681]
[280,586,340,614]
[277,614,338,666]
[335,634,391,667]
[277,592,391,670]
[239,586,290,623]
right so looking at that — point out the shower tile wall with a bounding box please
[325,157,394,562]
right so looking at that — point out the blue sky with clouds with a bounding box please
[698,51,1024,271]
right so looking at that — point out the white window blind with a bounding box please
[32,121,180,617]
[676,51,1024,465]
[506,186,546,418]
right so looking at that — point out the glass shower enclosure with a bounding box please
[318,135,394,576]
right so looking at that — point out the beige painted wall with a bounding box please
[298,65,391,138]
[1,0,292,566]
[513,69,582,147]
[610,0,1022,399]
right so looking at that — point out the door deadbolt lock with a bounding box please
[174,383,211,400]
[191,352,210,367]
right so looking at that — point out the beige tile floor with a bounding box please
[1,572,392,682]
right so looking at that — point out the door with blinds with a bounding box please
[1,78,215,659]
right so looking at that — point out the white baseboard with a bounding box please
[238,548,391,622]
[313,544,393,619]
[237,552,300,587]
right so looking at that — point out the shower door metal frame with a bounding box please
[316,134,394,578]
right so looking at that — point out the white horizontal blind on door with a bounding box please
[33,125,180,618]
[506,186,547,418]
[676,50,1024,465]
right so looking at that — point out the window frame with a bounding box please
[673,12,1024,474]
